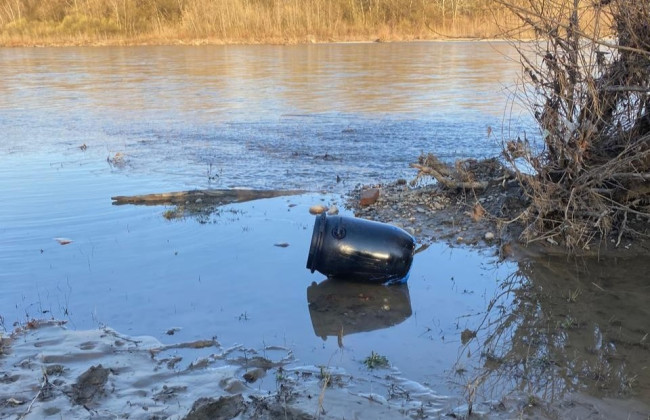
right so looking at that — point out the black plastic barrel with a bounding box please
[306,214,415,283]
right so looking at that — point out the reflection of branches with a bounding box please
[450,256,650,408]
[450,269,526,406]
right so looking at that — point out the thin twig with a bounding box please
[18,371,48,420]
[615,210,627,247]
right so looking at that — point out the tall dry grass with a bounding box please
[0,0,531,46]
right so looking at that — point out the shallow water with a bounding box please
[1,42,648,415]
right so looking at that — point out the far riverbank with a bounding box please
[0,0,524,48]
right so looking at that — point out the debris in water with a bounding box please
[460,329,477,345]
[165,327,181,336]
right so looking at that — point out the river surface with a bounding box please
[1,42,648,417]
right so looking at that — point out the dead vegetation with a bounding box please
[411,154,512,191]
[414,0,650,251]
[500,0,650,250]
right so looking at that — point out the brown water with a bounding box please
[0,42,648,417]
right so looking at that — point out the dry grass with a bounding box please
[0,0,531,46]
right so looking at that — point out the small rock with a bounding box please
[405,227,416,236]
[359,188,380,206]
[327,205,339,215]
[309,204,328,215]
[485,232,495,241]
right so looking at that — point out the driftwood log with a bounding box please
[409,154,510,190]
[111,189,305,207]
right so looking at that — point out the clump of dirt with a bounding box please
[70,364,110,406]
[183,395,246,420]
[183,393,316,420]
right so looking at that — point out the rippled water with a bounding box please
[1,42,648,415]
[0,42,531,191]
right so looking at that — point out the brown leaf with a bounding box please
[471,203,486,222]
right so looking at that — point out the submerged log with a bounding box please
[111,189,306,206]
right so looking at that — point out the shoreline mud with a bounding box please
[347,175,650,261]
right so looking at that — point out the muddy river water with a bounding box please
[1,42,648,418]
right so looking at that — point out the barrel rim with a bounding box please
[306,213,327,272]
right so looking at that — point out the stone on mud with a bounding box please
[309,204,328,215]
[359,188,380,206]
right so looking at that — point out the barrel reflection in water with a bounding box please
[306,279,412,340]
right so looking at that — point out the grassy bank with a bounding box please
[0,0,524,46]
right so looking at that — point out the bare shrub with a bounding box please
[498,0,650,249]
